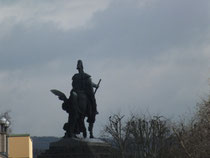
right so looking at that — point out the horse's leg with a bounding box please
[86,97,95,138]
[88,123,94,138]
[77,114,87,138]
[69,115,77,138]
[78,93,88,138]
[81,116,87,138]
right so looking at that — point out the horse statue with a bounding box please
[51,60,101,138]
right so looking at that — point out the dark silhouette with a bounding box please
[51,60,101,138]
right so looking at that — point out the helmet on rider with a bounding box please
[77,60,84,72]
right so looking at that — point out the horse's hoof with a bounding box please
[69,133,77,138]
[90,135,94,139]
[83,132,87,138]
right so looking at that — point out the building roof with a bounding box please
[9,134,30,137]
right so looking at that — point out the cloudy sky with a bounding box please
[0,0,210,137]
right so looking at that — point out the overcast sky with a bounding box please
[0,0,210,137]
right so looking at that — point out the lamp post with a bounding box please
[0,117,10,158]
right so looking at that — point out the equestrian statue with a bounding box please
[51,60,101,138]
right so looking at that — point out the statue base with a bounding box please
[37,138,117,158]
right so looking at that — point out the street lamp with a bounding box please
[0,117,10,158]
[0,117,6,133]
[5,121,10,130]
[0,117,6,124]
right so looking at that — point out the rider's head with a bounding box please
[77,60,84,73]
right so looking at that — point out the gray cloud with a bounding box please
[0,0,111,31]
[0,0,210,136]
[1,0,210,68]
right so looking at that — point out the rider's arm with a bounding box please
[92,81,98,88]
[88,78,98,88]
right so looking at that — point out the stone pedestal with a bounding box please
[37,138,117,158]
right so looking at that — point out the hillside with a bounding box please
[31,136,60,158]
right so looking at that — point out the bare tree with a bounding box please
[102,113,173,158]
[102,113,132,158]
[173,96,210,158]
[102,94,210,158]
[128,115,172,158]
